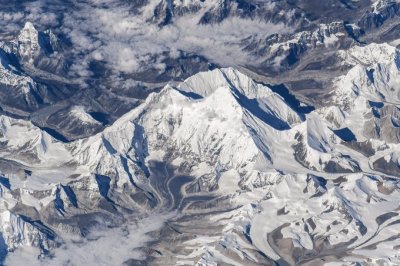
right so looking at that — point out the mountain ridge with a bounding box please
[0,40,400,264]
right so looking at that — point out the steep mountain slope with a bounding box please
[0,22,74,117]
[1,1,400,265]
[0,0,399,142]
[0,42,400,264]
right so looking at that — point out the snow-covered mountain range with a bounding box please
[0,37,399,264]
[0,0,400,265]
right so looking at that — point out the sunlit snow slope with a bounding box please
[0,43,400,265]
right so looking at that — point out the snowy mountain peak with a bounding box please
[69,106,101,125]
[178,67,273,99]
[17,22,41,62]
[340,42,399,66]
[177,68,302,129]
[0,57,400,264]
[331,43,400,144]
[335,43,400,105]
[21,21,37,33]
[18,22,39,46]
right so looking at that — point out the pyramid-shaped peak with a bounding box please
[22,21,37,31]
[19,21,39,40]
[17,22,41,62]
[178,67,273,99]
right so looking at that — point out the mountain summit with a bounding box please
[0,1,400,265]
[0,44,400,263]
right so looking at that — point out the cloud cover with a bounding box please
[0,0,291,77]
[5,212,172,265]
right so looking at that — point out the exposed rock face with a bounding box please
[17,22,41,63]
[0,1,400,265]
[359,0,400,29]
[0,43,400,264]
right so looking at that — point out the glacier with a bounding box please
[0,42,399,264]
[0,0,399,265]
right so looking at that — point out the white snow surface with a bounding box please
[1,44,400,265]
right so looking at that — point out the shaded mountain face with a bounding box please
[0,0,400,265]
[0,0,399,139]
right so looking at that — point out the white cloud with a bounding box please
[59,0,291,75]
[5,212,173,266]
[0,0,292,77]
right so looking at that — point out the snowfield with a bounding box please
[0,42,399,265]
